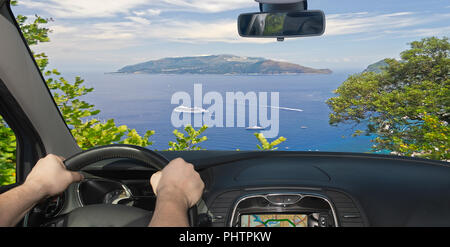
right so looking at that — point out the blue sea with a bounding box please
[75,72,375,152]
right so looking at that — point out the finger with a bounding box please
[173,157,185,162]
[70,171,84,182]
[49,154,64,162]
[150,171,162,195]
[52,155,66,168]
[56,155,66,162]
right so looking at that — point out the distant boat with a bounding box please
[173,106,208,114]
[246,125,265,130]
[300,126,308,129]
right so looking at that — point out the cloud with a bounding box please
[51,11,450,44]
[17,1,449,44]
[125,16,151,25]
[154,0,254,13]
[18,0,254,18]
[144,19,273,43]
[384,26,450,38]
[19,0,151,18]
[325,12,450,36]
[133,9,162,17]
[32,10,449,59]
[43,18,272,50]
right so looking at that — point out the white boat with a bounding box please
[300,126,308,129]
[246,125,265,130]
[173,106,208,114]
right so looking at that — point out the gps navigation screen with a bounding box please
[240,214,308,227]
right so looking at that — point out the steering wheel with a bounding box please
[57,144,197,227]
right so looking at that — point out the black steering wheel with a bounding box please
[58,144,197,227]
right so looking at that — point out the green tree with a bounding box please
[392,113,449,160]
[0,118,16,185]
[167,125,208,151]
[254,133,287,151]
[263,13,285,36]
[327,37,449,160]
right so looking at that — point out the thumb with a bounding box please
[150,171,162,195]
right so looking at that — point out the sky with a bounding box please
[11,0,450,72]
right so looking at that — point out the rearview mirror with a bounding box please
[238,10,325,39]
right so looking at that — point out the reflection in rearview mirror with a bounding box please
[238,10,325,38]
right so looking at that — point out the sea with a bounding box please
[72,71,376,152]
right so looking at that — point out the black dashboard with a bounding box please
[30,151,450,227]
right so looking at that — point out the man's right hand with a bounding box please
[150,158,204,209]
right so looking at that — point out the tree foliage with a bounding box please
[327,37,449,160]
[254,133,287,151]
[391,113,449,160]
[167,125,208,151]
[0,118,16,185]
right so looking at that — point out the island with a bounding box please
[363,59,389,73]
[117,55,332,75]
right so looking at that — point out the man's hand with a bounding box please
[149,158,204,227]
[24,154,84,198]
[150,158,204,208]
[0,154,84,226]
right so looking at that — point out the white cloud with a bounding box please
[20,0,151,18]
[145,19,272,43]
[155,0,254,13]
[384,26,450,38]
[33,10,449,59]
[43,18,272,49]
[325,12,450,36]
[133,9,162,17]
[125,16,151,25]
[18,0,254,18]
[15,1,450,43]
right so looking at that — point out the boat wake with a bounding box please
[260,105,304,112]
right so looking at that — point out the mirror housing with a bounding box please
[238,10,325,40]
[257,0,308,12]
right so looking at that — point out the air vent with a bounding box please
[208,191,242,227]
[325,190,366,227]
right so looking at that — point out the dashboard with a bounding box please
[28,151,450,227]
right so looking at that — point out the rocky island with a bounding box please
[363,59,389,73]
[117,55,332,75]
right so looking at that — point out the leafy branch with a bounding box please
[168,125,208,151]
[254,133,287,151]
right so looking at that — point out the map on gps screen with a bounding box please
[240,214,308,227]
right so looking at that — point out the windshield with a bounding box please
[11,0,449,160]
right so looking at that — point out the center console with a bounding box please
[229,193,337,227]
